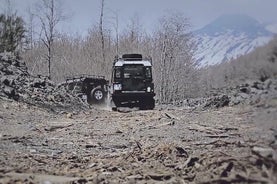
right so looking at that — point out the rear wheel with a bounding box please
[148,98,155,110]
[112,97,122,108]
[140,97,155,110]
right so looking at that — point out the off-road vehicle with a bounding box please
[110,54,155,110]
[59,75,108,104]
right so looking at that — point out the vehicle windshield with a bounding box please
[123,64,144,79]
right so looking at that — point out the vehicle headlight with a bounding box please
[147,87,151,92]
[113,83,122,91]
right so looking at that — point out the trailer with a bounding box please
[59,74,108,104]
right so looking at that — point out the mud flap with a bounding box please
[110,100,117,111]
[108,95,117,111]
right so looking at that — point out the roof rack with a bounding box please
[113,54,153,65]
[65,74,105,83]
[122,54,142,61]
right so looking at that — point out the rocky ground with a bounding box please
[0,53,277,183]
[0,97,276,183]
[0,52,86,112]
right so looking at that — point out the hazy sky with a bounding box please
[1,0,277,36]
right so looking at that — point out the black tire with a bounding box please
[109,97,118,111]
[112,97,122,108]
[89,87,105,104]
[148,98,155,110]
[140,98,155,110]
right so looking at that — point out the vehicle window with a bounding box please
[145,67,152,79]
[115,67,121,78]
[123,65,144,79]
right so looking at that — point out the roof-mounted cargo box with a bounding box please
[122,54,142,61]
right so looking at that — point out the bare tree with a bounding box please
[119,14,143,53]
[99,0,105,63]
[153,12,197,103]
[2,0,13,16]
[35,0,65,79]
[26,7,35,49]
[109,10,119,55]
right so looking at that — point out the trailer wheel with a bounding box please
[89,87,105,103]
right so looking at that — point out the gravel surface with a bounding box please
[0,99,276,183]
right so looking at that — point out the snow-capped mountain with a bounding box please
[266,23,277,34]
[194,14,274,66]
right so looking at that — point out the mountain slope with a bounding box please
[194,14,274,66]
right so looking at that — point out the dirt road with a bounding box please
[0,98,276,183]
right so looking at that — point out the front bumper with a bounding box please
[112,91,155,100]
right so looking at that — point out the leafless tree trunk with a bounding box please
[159,36,167,102]
[114,12,119,55]
[26,7,35,49]
[3,0,13,16]
[99,0,105,63]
